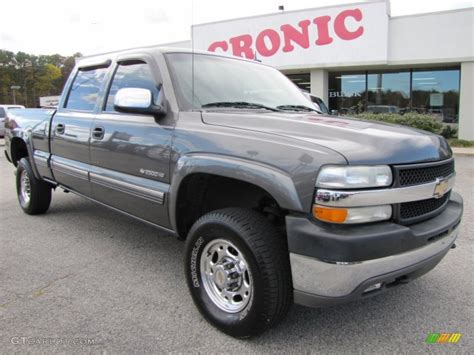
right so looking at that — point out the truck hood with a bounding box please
[202,112,452,165]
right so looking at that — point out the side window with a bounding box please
[0,108,5,118]
[105,61,159,112]
[65,67,108,111]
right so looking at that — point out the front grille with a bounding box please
[392,159,454,224]
[399,192,450,221]
[396,159,454,187]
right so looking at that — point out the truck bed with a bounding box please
[5,108,56,160]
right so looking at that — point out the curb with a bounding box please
[452,147,474,156]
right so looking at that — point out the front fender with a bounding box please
[168,153,303,232]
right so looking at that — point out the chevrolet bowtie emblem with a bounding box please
[433,178,449,199]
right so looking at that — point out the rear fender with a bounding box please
[10,129,42,180]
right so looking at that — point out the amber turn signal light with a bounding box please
[312,205,348,223]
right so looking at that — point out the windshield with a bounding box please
[166,53,316,112]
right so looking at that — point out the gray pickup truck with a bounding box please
[4,47,463,338]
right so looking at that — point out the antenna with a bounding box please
[254,51,262,63]
[191,0,195,111]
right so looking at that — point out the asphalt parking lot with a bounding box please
[0,140,472,353]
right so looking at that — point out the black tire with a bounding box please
[16,157,52,215]
[184,208,292,338]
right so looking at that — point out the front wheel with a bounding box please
[16,158,52,215]
[184,208,292,338]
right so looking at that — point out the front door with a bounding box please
[50,65,109,196]
[89,59,173,227]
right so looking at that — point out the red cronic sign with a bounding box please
[207,9,364,59]
[193,2,389,67]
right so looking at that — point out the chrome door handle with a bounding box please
[92,126,105,140]
[56,123,65,134]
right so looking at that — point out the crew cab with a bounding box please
[4,47,463,338]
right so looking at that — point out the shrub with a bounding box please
[440,125,458,139]
[351,112,443,134]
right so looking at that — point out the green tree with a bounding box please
[0,50,81,107]
[34,63,62,97]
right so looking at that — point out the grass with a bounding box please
[448,139,474,147]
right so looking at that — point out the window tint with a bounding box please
[0,108,5,118]
[105,62,158,112]
[65,67,108,111]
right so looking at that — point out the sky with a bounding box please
[1,0,472,56]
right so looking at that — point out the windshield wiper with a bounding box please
[276,105,321,113]
[201,101,282,112]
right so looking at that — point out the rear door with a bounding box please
[50,63,110,196]
[89,57,173,227]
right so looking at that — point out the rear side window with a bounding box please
[105,61,158,112]
[65,67,108,111]
[0,108,5,118]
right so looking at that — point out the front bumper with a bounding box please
[287,192,463,307]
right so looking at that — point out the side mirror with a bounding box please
[114,87,167,116]
[330,109,338,115]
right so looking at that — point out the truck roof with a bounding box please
[76,45,264,69]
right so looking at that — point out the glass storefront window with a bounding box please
[367,70,410,114]
[412,68,460,123]
[327,67,460,124]
[328,72,366,114]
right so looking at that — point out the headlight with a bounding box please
[316,165,392,189]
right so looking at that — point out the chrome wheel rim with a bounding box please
[200,239,252,313]
[20,169,31,206]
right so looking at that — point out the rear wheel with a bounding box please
[184,208,292,338]
[16,158,52,215]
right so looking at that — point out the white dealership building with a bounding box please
[173,0,474,140]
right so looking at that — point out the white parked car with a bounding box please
[301,91,330,114]
[0,105,25,137]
